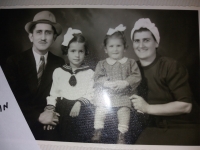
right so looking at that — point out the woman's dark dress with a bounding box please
[135,54,200,145]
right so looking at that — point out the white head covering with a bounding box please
[62,27,82,46]
[107,24,126,35]
[131,18,160,44]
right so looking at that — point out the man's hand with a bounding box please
[130,94,149,114]
[43,125,55,130]
[38,109,60,126]
[69,101,81,117]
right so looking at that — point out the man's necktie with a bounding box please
[37,56,45,86]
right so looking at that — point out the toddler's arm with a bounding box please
[125,59,141,90]
[94,61,109,88]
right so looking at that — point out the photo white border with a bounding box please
[0,2,199,150]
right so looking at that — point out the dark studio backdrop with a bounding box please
[0,8,199,107]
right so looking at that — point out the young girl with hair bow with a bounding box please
[40,28,94,142]
[92,24,141,144]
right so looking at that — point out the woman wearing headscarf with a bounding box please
[130,18,199,145]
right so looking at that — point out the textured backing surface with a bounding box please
[0,0,199,150]
[0,0,200,7]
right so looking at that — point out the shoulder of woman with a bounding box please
[158,56,187,73]
[159,56,182,67]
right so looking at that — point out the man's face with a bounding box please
[29,23,55,55]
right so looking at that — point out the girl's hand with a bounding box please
[112,80,129,91]
[130,94,149,114]
[104,81,117,89]
[70,101,81,117]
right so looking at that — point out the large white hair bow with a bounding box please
[131,18,160,44]
[107,24,126,35]
[62,27,82,46]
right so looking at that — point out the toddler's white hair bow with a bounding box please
[131,18,160,44]
[62,27,82,46]
[107,24,126,35]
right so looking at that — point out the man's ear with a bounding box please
[28,33,33,42]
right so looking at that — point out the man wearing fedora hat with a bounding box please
[5,11,65,140]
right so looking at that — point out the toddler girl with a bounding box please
[92,24,141,144]
[46,28,94,142]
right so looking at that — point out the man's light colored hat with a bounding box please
[25,11,62,36]
[131,18,160,44]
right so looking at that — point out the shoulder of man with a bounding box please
[48,51,65,65]
[7,49,32,63]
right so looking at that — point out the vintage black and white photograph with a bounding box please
[0,8,199,146]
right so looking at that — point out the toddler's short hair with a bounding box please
[103,31,128,49]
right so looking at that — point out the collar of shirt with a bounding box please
[62,64,90,74]
[32,48,48,71]
[106,57,128,65]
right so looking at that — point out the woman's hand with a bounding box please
[130,94,149,114]
[130,95,192,116]
[70,101,81,117]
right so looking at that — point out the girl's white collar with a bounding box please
[106,57,128,65]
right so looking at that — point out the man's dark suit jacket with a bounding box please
[5,49,65,140]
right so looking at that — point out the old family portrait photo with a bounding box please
[0,8,199,145]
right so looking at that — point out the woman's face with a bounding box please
[132,31,158,61]
[68,42,85,68]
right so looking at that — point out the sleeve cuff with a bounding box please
[77,97,91,105]
[46,96,57,106]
